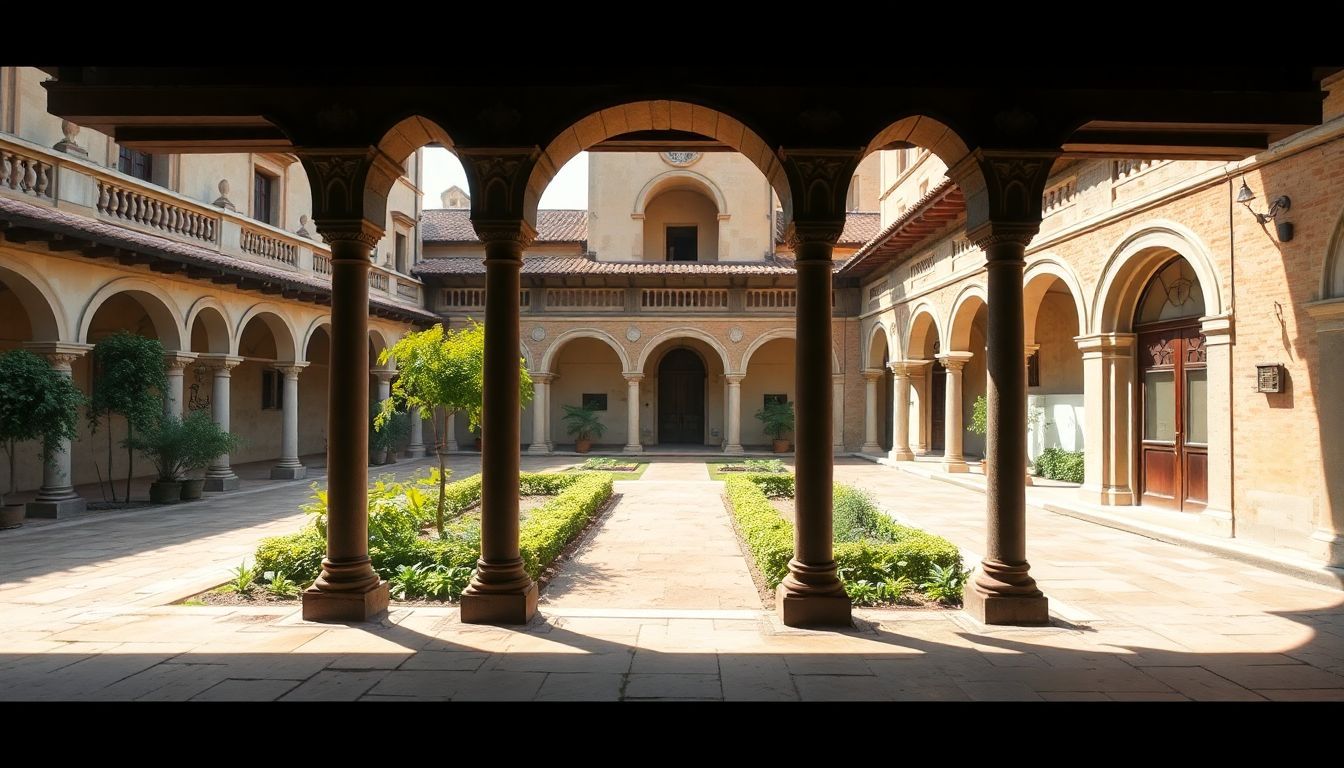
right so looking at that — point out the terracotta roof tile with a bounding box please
[421,209,587,243]
[774,210,880,246]
[414,253,811,277]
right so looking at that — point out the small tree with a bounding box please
[754,400,795,442]
[128,411,239,482]
[88,332,167,502]
[0,350,85,506]
[376,322,532,534]
[560,403,607,451]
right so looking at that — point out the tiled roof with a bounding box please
[414,254,814,277]
[422,209,588,243]
[836,180,965,279]
[0,194,438,324]
[774,210,880,246]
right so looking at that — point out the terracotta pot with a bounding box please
[473,437,482,451]
[180,478,206,500]
[150,481,183,504]
[772,439,791,453]
[575,438,593,454]
[0,503,24,530]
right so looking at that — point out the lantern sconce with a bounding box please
[1236,178,1293,242]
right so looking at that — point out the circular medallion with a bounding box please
[729,327,744,343]
[530,326,546,342]
[625,326,642,342]
[661,151,702,168]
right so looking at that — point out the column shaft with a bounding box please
[445,410,459,451]
[202,356,241,491]
[623,375,643,452]
[890,363,915,461]
[938,353,971,472]
[861,371,882,453]
[528,377,551,453]
[724,375,744,454]
[271,365,306,479]
[407,406,426,458]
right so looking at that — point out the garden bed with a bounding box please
[722,473,966,608]
[708,459,788,481]
[566,458,648,478]
[187,470,614,605]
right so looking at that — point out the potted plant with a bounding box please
[561,403,607,454]
[179,411,239,500]
[755,399,795,453]
[371,407,409,465]
[129,415,190,503]
[968,393,990,474]
[0,350,85,528]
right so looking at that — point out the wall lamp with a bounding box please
[1236,179,1293,242]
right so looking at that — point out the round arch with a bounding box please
[300,315,332,363]
[863,114,975,184]
[864,321,892,369]
[526,100,790,225]
[637,327,732,375]
[1024,256,1088,341]
[185,297,232,353]
[904,302,943,358]
[633,170,728,217]
[0,259,66,342]
[738,327,839,375]
[1092,222,1225,334]
[1322,202,1344,299]
[375,115,456,167]
[78,277,185,349]
[948,284,988,350]
[540,328,631,373]
[234,303,299,361]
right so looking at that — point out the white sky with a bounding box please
[421,147,589,210]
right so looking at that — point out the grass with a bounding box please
[566,459,649,479]
[707,459,790,481]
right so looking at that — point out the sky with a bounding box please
[421,148,589,210]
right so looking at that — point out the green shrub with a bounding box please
[255,528,326,585]
[520,472,582,496]
[742,458,786,473]
[1034,447,1085,484]
[743,472,794,499]
[519,474,612,579]
[921,562,972,604]
[724,476,794,587]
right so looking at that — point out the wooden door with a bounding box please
[1138,323,1208,511]
[657,348,705,444]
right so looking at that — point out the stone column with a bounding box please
[528,374,552,453]
[23,342,91,519]
[1199,314,1234,536]
[724,373,745,454]
[832,374,845,455]
[623,373,644,452]
[457,148,540,625]
[911,367,930,453]
[271,363,308,479]
[163,351,198,419]
[888,361,919,461]
[861,368,884,454]
[1076,333,1136,505]
[407,406,426,458]
[936,352,973,472]
[445,410,459,451]
[1307,301,1344,565]
[199,354,242,491]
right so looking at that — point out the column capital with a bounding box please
[296,146,398,248]
[197,354,243,372]
[372,368,396,383]
[724,373,745,385]
[780,149,862,252]
[936,351,974,371]
[276,362,310,377]
[1024,343,1041,360]
[530,372,555,384]
[163,351,199,371]
[889,359,930,377]
[622,372,644,383]
[23,341,91,367]
[1075,333,1136,357]
[947,149,1058,248]
[862,368,886,381]
[457,147,540,247]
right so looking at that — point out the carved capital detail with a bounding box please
[936,351,973,372]
[199,354,243,373]
[163,352,199,371]
[949,149,1058,248]
[276,363,309,378]
[297,147,397,246]
[457,147,540,226]
[780,149,861,239]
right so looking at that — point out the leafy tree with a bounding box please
[376,322,532,533]
[88,332,167,502]
[0,350,85,505]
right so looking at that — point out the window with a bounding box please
[666,226,697,261]
[764,394,788,407]
[846,175,860,211]
[1028,350,1040,388]
[262,369,283,411]
[919,179,929,198]
[395,232,408,274]
[118,147,154,182]
[253,170,277,226]
[582,393,607,411]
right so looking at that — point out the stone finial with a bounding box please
[213,179,236,211]
[296,214,311,238]
[53,120,88,158]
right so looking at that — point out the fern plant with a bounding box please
[221,562,257,596]
[264,570,300,598]
[921,562,972,604]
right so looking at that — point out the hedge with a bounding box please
[723,474,961,596]
[1033,447,1085,484]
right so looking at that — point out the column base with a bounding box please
[527,443,551,454]
[941,460,969,473]
[723,444,744,455]
[776,584,853,628]
[25,496,86,519]
[203,474,240,492]
[860,443,883,455]
[963,585,1050,626]
[1309,529,1344,568]
[445,441,460,452]
[1200,507,1234,537]
[623,444,643,453]
[460,582,539,625]
[406,445,427,459]
[1080,484,1134,506]
[301,582,390,622]
[270,465,307,480]
[890,449,915,461]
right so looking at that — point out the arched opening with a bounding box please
[949,291,988,462]
[905,308,941,454]
[1133,256,1208,512]
[1024,271,1086,471]
[657,348,707,445]
[639,175,724,262]
[0,267,64,496]
[865,325,893,453]
[235,312,297,467]
[303,324,331,460]
[742,337,795,449]
[548,336,628,450]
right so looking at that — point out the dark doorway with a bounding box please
[658,348,705,444]
[666,226,697,261]
[930,362,946,452]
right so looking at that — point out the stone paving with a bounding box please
[1,457,1342,701]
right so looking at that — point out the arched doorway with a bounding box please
[658,348,706,445]
[1135,256,1207,511]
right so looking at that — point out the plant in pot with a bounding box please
[371,406,409,465]
[755,399,795,453]
[0,350,84,528]
[129,411,239,503]
[561,403,607,454]
[179,411,239,500]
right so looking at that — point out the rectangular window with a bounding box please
[764,394,788,407]
[118,147,154,182]
[253,170,277,226]
[666,226,697,261]
[395,232,408,273]
[262,369,283,411]
[1027,350,1040,388]
[581,393,607,411]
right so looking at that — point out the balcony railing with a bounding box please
[641,288,728,310]
[744,289,795,311]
